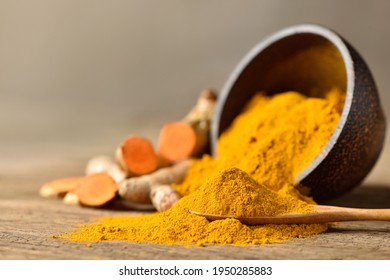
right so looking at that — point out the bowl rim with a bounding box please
[211,24,355,183]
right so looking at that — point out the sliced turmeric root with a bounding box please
[158,122,197,162]
[39,177,84,199]
[157,89,216,162]
[116,136,159,176]
[75,173,118,207]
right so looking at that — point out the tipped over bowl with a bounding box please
[211,24,386,201]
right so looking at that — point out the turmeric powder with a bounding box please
[189,167,313,217]
[61,88,344,245]
[63,168,326,245]
[176,88,343,197]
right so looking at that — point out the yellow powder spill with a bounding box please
[61,88,344,245]
[63,168,326,245]
[175,89,343,196]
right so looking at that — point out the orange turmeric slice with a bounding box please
[75,173,118,207]
[116,136,158,176]
[158,122,197,162]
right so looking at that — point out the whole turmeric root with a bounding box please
[118,159,191,209]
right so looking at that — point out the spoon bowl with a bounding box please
[211,24,386,201]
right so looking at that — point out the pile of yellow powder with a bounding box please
[189,167,313,217]
[62,89,344,245]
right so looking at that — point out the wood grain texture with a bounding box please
[1,138,390,260]
[1,195,390,260]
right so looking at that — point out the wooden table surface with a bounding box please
[1,128,390,260]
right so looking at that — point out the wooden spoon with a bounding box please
[189,205,390,225]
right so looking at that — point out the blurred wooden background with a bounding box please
[1,0,390,259]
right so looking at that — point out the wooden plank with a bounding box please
[1,189,390,259]
[1,139,390,259]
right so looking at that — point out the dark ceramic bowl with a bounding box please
[211,24,386,202]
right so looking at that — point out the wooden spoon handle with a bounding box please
[313,205,390,222]
[189,206,390,225]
